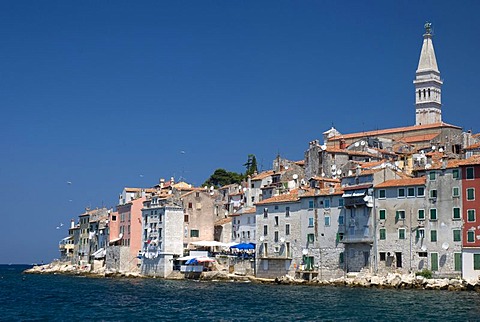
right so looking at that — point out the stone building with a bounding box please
[181,189,218,249]
[140,194,184,277]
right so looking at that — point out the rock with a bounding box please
[370,276,382,286]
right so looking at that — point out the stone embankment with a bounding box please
[25,263,480,291]
[275,272,480,292]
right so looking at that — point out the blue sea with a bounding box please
[1,264,480,321]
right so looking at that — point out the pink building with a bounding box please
[117,196,146,268]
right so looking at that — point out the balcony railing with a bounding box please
[341,234,374,244]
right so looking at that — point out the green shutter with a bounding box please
[453,208,460,219]
[431,253,439,271]
[453,230,461,242]
[474,254,480,270]
[454,253,462,271]
[418,209,425,220]
[379,209,386,220]
[339,252,344,264]
[431,230,437,242]
[380,229,386,240]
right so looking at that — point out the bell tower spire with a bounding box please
[414,22,443,125]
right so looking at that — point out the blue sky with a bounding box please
[1,1,480,264]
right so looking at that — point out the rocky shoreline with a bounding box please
[24,263,480,291]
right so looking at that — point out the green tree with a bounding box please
[202,169,244,188]
[243,154,258,177]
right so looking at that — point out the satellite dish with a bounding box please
[280,237,285,243]
[320,144,327,151]
[360,141,366,146]
[260,236,265,241]
[336,169,342,175]
[302,249,308,255]
[348,170,353,176]
[321,172,325,177]
[442,242,449,250]
[331,164,336,169]
[420,150,425,154]
[292,174,298,180]
[421,245,427,251]
[439,147,444,153]
[432,145,436,150]
[285,166,289,170]
[355,142,360,147]
[243,187,247,192]
[425,164,432,169]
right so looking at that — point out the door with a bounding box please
[396,252,402,268]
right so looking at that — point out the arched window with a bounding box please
[418,90,421,99]
[428,88,431,97]
[423,89,426,97]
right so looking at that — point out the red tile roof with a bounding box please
[255,190,300,205]
[400,133,439,143]
[251,170,275,181]
[375,177,426,188]
[328,122,461,141]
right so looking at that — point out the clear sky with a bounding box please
[1,1,480,264]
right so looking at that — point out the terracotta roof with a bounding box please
[375,177,426,188]
[400,133,439,143]
[298,187,344,197]
[465,142,480,150]
[344,168,384,177]
[255,191,300,205]
[124,187,156,193]
[214,217,232,226]
[328,122,461,141]
[458,155,480,166]
[342,184,373,191]
[251,170,275,181]
[294,160,305,166]
[243,207,256,214]
[358,160,386,169]
[309,177,341,183]
[326,147,380,157]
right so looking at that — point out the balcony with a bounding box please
[344,197,367,208]
[341,234,374,244]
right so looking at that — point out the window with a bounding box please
[308,201,314,209]
[474,254,480,270]
[431,230,437,242]
[274,231,279,242]
[379,228,386,240]
[418,252,428,258]
[112,215,117,221]
[407,187,415,197]
[430,208,437,221]
[398,188,406,198]
[274,216,279,226]
[274,205,279,210]
[324,199,330,209]
[188,202,193,209]
[338,215,344,225]
[339,252,344,264]
[184,215,189,222]
[467,188,475,201]
[453,229,461,242]
[453,207,461,220]
[468,209,476,222]
[429,171,436,181]
[454,253,462,271]
[467,167,475,180]
[379,252,386,261]
[285,207,290,217]
[431,253,439,271]
[398,228,406,240]
[452,187,460,197]
[379,209,386,220]
[307,233,315,243]
[286,224,290,235]
[338,198,344,207]
[190,230,199,238]
[430,189,437,199]
[263,225,268,236]
[263,208,268,218]
[379,189,386,199]
[468,231,475,243]
[325,215,331,227]
[418,209,425,220]
[308,217,314,228]
[417,228,425,239]
[195,192,200,198]
[452,169,460,179]
[396,210,406,221]
[417,187,425,197]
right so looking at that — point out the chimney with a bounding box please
[356,165,362,176]
[70,219,75,229]
[159,178,165,189]
[340,138,346,150]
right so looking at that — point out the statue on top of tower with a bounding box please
[424,22,432,35]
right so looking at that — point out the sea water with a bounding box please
[1,265,479,321]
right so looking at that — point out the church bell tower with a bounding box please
[414,22,443,125]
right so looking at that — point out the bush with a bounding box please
[415,269,433,279]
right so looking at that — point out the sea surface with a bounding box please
[1,265,479,321]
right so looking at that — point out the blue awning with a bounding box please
[230,243,255,250]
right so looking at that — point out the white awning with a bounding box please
[109,236,122,245]
[352,190,367,197]
[92,248,106,259]
[342,191,353,198]
[176,255,197,261]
